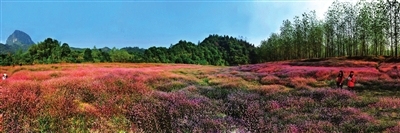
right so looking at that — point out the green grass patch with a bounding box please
[28,67,51,71]
[197,78,210,86]
[350,96,379,108]
[199,87,240,100]
[155,80,187,92]
[11,67,27,74]
[69,114,93,133]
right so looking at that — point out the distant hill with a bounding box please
[121,46,145,54]
[0,30,35,54]
[70,47,112,52]
[70,47,85,52]
[0,43,12,54]
[6,30,35,46]
[100,47,111,52]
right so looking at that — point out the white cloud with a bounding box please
[246,0,360,45]
[305,1,333,19]
[306,0,359,19]
[247,36,268,47]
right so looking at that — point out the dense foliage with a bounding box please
[0,35,256,66]
[258,0,400,61]
[144,35,257,66]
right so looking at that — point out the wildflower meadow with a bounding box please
[1,59,400,132]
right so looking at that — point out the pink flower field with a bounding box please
[1,60,400,132]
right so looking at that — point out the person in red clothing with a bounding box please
[336,70,344,89]
[347,71,356,89]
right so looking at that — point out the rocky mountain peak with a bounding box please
[6,30,34,46]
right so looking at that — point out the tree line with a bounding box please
[1,0,399,66]
[258,0,400,62]
[0,35,257,66]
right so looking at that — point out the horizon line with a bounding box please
[1,0,334,2]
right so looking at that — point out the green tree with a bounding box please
[144,47,170,63]
[169,40,198,64]
[60,43,71,61]
[91,46,101,63]
[109,48,133,63]
[83,48,93,62]
[28,38,62,64]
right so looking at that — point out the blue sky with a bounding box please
[1,0,346,48]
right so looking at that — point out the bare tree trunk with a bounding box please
[395,1,399,58]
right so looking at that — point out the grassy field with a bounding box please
[1,59,400,132]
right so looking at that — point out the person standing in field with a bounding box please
[347,71,356,89]
[336,70,344,89]
[2,73,7,80]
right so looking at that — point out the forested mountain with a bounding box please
[121,47,145,54]
[143,35,256,66]
[0,43,12,54]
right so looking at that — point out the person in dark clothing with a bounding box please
[336,70,344,89]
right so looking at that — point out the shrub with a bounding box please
[125,91,232,132]
[386,123,400,133]
[200,87,234,100]
[260,75,280,85]
[256,85,287,94]
[0,81,43,132]
[370,97,400,109]
[287,77,316,90]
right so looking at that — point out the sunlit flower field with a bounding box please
[1,59,400,132]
